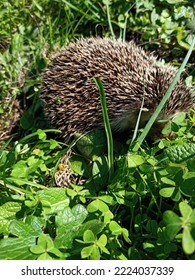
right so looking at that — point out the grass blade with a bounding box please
[94,77,114,182]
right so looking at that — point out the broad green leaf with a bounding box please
[83,230,96,243]
[37,129,47,140]
[161,177,175,186]
[27,156,43,173]
[180,174,195,197]
[97,234,107,247]
[0,237,36,260]
[127,154,145,168]
[9,220,42,238]
[109,221,122,235]
[165,142,195,163]
[30,245,45,254]
[69,155,91,177]
[97,234,110,255]
[163,211,182,240]
[0,202,21,219]
[87,199,109,213]
[36,188,69,213]
[38,252,53,260]
[48,247,63,258]
[0,202,21,234]
[30,234,63,259]
[37,234,54,251]
[103,210,114,223]
[159,187,175,198]
[25,216,45,233]
[56,205,88,232]
[75,129,106,160]
[122,228,131,244]
[11,160,28,178]
[89,246,100,260]
[55,205,88,248]
[81,245,92,259]
[188,210,195,225]
[98,194,114,205]
[179,201,192,220]
[172,112,186,125]
[171,188,181,202]
[182,226,195,255]
[77,220,105,237]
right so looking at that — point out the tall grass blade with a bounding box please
[94,77,114,182]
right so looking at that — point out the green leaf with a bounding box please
[9,220,42,238]
[38,252,53,260]
[97,234,110,255]
[37,234,54,251]
[0,202,21,219]
[103,210,114,223]
[122,228,131,244]
[188,210,195,225]
[6,177,46,189]
[81,245,93,259]
[0,237,36,260]
[83,230,96,243]
[127,154,145,168]
[36,188,69,214]
[81,245,100,259]
[159,187,175,198]
[30,234,63,259]
[163,211,182,240]
[87,199,109,213]
[182,226,195,255]
[179,201,192,220]
[69,155,91,177]
[30,245,45,254]
[161,177,176,186]
[92,155,108,186]
[55,205,88,248]
[109,221,122,235]
[77,220,105,237]
[56,205,88,233]
[11,160,28,178]
[165,142,195,163]
[48,247,63,258]
[97,234,107,247]
[0,202,21,234]
[37,129,47,140]
[75,129,106,160]
[180,173,195,196]
[172,112,186,125]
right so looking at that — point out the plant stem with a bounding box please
[94,78,114,182]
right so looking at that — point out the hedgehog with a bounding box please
[42,37,194,141]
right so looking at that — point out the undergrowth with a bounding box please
[0,0,195,260]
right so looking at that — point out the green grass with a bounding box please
[0,0,195,260]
